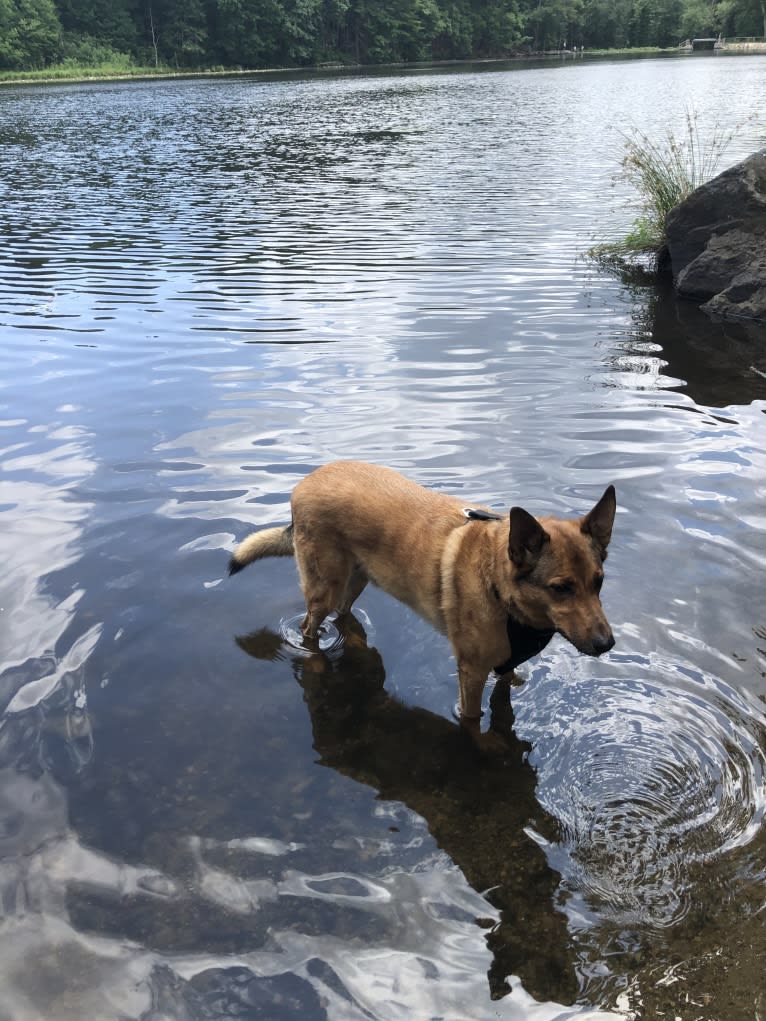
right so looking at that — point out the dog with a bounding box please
[229,461,615,751]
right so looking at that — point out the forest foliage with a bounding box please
[0,0,764,72]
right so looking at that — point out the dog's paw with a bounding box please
[476,728,514,759]
[460,718,511,759]
[460,717,531,763]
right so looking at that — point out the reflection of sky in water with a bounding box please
[0,410,97,674]
[0,779,617,1021]
[0,57,766,1021]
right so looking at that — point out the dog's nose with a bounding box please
[593,632,615,655]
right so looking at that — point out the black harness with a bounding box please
[462,506,554,675]
[494,615,555,675]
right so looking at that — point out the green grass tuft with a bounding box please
[590,109,736,273]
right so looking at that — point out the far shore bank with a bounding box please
[1,43,764,88]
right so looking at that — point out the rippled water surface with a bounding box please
[1,56,766,1020]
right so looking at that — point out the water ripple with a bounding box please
[518,654,766,929]
[279,610,376,658]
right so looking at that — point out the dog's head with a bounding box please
[507,486,616,656]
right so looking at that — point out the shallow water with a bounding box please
[1,55,766,1020]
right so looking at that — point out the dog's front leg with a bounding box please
[457,660,511,757]
[457,660,486,721]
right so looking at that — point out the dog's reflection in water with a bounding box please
[236,614,578,1005]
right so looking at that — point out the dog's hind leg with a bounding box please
[295,544,355,643]
[333,567,369,647]
[338,566,368,615]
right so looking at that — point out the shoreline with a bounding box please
[1,44,764,88]
[0,50,674,88]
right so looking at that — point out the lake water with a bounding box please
[1,54,766,1021]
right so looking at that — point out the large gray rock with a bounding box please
[665,149,766,322]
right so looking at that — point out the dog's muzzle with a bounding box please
[590,632,615,656]
[560,629,615,657]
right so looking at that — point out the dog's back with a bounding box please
[291,461,467,630]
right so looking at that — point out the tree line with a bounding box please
[1,0,764,72]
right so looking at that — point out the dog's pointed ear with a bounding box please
[580,485,616,557]
[509,507,549,570]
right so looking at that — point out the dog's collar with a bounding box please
[462,507,504,521]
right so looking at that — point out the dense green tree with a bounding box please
[316,0,350,58]
[652,0,684,43]
[624,0,681,45]
[580,0,633,46]
[1,0,763,73]
[730,0,766,34]
[430,0,475,58]
[57,0,139,51]
[0,0,21,67]
[678,0,721,37]
[345,0,449,63]
[208,0,324,66]
[0,0,20,67]
[134,0,208,67]
[274,0,325,63]
[0,0,61,68]
[162,0,209,66]
[473,0,525,53]
[526,0,582,48]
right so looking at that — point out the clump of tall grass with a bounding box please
[591,109,736,273]
[0,63,171,83]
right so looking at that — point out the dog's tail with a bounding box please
[228,524,295,576]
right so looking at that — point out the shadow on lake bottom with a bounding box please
[236,614,579,1005]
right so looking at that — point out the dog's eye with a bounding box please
[550,581,574,596]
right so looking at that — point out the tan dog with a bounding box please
[229,461,615,748]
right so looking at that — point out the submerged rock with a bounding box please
[665,149,766,323]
